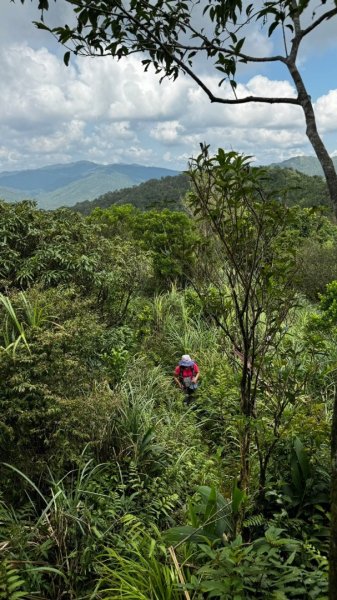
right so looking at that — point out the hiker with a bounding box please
[173,354,200,400]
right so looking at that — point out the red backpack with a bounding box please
[179,363,196,390]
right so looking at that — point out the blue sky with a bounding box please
[0,0,336,172]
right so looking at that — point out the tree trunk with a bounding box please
[286,61,337,599]
[287,61,337,218]
[239,420,251,493]
[239,362,253,493]
[329,384,337,600]
[233,368,253,534]
[301,96,337,218]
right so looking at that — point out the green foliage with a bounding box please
[165,485,241,546]
[135,209,199,288]
[103,361,175,477]
[97,528,182,600]
[288,438,312,501]
[0,562,27,600]
[317,280,337,326]
[89,204,200,289]
[0,288,119,488]
[0,458,132,599]
[0,200,39,289]
[282,438,330,525]
[188,147,299,499]
[0,151,333,598]
[0,201,152,318]
[261,437,330,560]
[188,527,328,599]
[0,293,30,356]
[101,345,130,385]
[188,148,298,357]
[296,240,337,300]
[164,481,328,598]
[73,168,331,217]
[288,209,337,299]
[261,168,330,210]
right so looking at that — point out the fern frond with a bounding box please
[243,513,265,528]
[0,561,27,600]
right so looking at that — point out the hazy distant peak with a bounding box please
[269,155,337,177]
[0,160,180,209]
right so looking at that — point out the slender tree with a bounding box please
[188,147,297,501]
[19,0,337,213]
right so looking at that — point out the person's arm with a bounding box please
[173,370,183,389]
[192,364,200,383]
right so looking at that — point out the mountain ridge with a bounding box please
[0,161,180,208]
[73,166,330,215]
[268,155,337,177]
[0,155,333,210]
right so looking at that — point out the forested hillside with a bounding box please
[73,167,330,215]
[260,167,330,209]
[0,151,335,599]
[73,173,190,214]
[270,155,337,177]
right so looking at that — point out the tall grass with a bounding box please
[95,528,183,600]
[0,294,30,356]
[1,458,118,600]
[150,287,223,368]
[102,359,174,475]
[0,291,53,357]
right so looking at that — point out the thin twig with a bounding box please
[168,546,191,600]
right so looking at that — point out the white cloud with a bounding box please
[0,43,190,125]
[109,146,155,164]
[150,121,185,144]
[173,124,308,166]
[0,45,77,130]
[243,29,274,58]
[100,122,135,141]
[315,90,337,133]
[29,120,85,153]
[0,2,336,174]
[182,75,303,132]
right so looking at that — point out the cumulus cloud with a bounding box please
[182,75,303,133]
[0,1,336,172]
[315,90,337,133]
[168,124,308,166]
[150,121,185,144]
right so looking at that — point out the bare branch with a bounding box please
[302,6,337,38]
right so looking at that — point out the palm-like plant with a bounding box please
[96,528,183,600]
[1,458,122,600]
[107,362,173,475]
[0,294,30,357]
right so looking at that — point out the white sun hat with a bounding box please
[179,354,194,366]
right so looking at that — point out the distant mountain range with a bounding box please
[269,155,337,177]
[0,155,333,210]
[0,161,180,209]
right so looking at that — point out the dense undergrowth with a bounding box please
[0,153,335,598]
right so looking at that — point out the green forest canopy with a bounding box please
[72,167,330,215]
[0,151,336,598]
